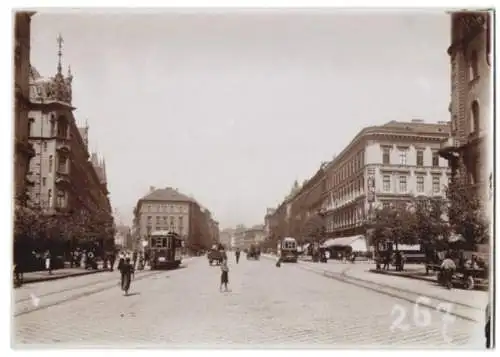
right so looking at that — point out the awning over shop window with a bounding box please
[322,235,368,252]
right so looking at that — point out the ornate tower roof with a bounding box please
[29,34,73,104]
[91,152,108,186]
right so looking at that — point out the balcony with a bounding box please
[56,139,71,153]
[55,167,71,186]
[25,171,36,186]
[438,137,461,162]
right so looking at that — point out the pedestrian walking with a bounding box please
[44,250,52,275]
[220,259,229,292]
[119,257,134,296]
[235,248,240,264]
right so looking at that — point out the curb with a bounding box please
[369,269,436,283]
[18,269,108,286]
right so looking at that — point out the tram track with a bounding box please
[14,269,173,317]
[15,272,126,304]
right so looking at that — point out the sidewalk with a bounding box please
[19,267,106,284]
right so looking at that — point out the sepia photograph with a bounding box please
[11,5,493,349]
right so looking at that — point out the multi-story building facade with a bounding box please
[268,200,290,242]
[322,120,451,241]
[219,228,233,248]
[287,164,327,241]
[231,225,247,249]
[26,37,113,248]
[203,209,220,244]
[132,187,216,252]
[263,208,275,238]
[440,11,492,205]
[114,225,132,250]
[14,11,36,205]
[246,225,266,246]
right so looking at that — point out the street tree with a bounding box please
[411,196,450,247]
[370,203,418,250]
[446,181,489,250]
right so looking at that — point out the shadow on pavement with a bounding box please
[125,292,141,297]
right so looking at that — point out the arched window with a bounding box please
[469,50,479,80]
[471,100,480,134]
[50,114,56,137]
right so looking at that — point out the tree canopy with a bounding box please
[370,182,490,252]
[14,204,116,252]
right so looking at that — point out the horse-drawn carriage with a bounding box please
[426,249,489,290]
[247,244,260,260]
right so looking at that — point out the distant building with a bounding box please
[219,228,234,248]
[132,186,217,252]
[115,225,132,250]
[231,225,247,249]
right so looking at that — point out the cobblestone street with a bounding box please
[13,254,483,348]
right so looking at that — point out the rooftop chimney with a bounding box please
[149,186,156,192]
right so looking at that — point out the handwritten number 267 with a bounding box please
[390,296,433,331]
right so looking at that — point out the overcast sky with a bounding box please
[30,9,450,229]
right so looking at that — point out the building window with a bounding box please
[178,216,183,228]
[399,150,407,165]
[58,156,67,173]
[42,177,46,186]
[56,190,66,208]
[432,176,440,193]
[48,155,53,172]
[57,118,68,138]
[383,175,391,192]
[416,176,424,193]
[163,216,167,224]
[28,118,35,137]
[382,147,390,164]
[399,176,407,193]
[432,152,439,167]
[147,216,152,223]
[43,142,47,152]
[50,116,56,137]
[471,100,480,134]
[48,189,53,207]
[156,216,161,225]
[169,216,174,228]
[416,150,424,167]
[469,50,479,80]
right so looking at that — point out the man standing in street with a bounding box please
[235,248,240,264]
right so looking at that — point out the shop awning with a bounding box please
[322,235,368,252]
